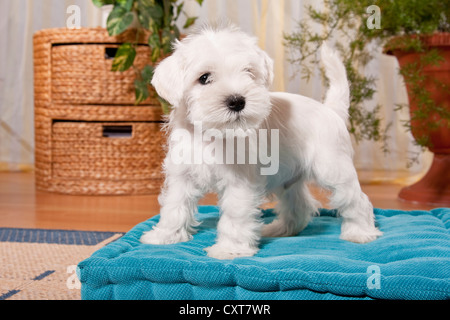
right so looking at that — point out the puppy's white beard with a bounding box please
[187,108,261,132]
[223,112,252,131]
[188,102,271,133]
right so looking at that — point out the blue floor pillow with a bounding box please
[78,206,450,300]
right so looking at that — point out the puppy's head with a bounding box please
[151,26,274,131]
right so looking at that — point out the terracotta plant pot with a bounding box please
[386,33,450,206]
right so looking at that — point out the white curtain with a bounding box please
[0,0,431,183]
[0,0,104,171]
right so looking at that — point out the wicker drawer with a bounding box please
[51,44,153,105]
[51,121,164,181]
[34,28,165,195]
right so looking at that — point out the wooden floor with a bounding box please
[0,172,439,232]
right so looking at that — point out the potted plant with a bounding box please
[284,0,450,205]
[93,0,203,113]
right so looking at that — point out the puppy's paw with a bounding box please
[205,243,258,260]
[140,227,191,245]
[340,223,383,244]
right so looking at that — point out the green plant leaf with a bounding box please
[148,32,160,48]
[175,3,184,20]
[116,0,134,11]
[141,65,155,84]
[111,43,136,71]
[151,47,161,62]
[106,6,134,36]
[183,17,198,29]
[161,28,175,54]
[137,0,164,32]
[149,4,164,19]
[157,96,171,114]
[137,0,157,10]
[196,0,204,5]
[93,0,116,8]
[172,24,180,39]
[136,0,151,29]
[134,79,150,104]
[138,0,164,19]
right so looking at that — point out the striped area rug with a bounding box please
[0,228,123,300]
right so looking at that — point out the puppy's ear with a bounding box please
[256,47,274,88]
[151,48,184,107]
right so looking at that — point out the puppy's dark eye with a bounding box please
[199,73,211,85]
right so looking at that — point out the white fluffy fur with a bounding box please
[140,26,382,259]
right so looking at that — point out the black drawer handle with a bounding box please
[102,125,132,138]
[104,47,118,59]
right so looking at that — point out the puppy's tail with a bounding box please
[321,44,350,122]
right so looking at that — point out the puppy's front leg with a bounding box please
[205,184,263,259]
[140,174,201,245]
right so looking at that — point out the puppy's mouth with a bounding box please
[225,110,245,126]
[196,112,246,132]
[228,110,242,121]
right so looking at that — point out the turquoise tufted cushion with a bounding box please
[78,206,450,300]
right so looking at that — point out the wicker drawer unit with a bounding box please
[51,44,152,105]
[33,28,165,195]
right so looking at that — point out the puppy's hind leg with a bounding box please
[314,156,383,243]
[262,180,320,237]
[332,181,383,243]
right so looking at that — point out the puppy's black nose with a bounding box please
[225,95,246,112]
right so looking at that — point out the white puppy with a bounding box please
[140,26,382,259]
